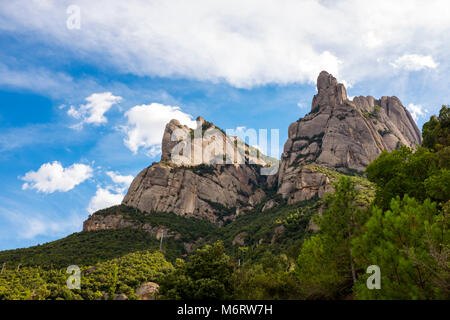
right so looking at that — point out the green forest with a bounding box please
[0,106,448,300]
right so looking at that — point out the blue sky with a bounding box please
[0,0,449,250]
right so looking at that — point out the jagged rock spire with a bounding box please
[311,71,348,112]
[120,71,423,220]
[276,71,422,204]
[161,119,191,162]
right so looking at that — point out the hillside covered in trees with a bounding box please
[1,106,448,300]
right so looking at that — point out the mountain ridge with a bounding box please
[84,70,420,228]
[274,71,421,204]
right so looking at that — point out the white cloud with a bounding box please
[0,194,86,240]
[2,1,448,87]
[21,161,93,193]
[87,170,135,213]
[391,54,438,71]
[123,103,196,156]
[407,103,426,122]
[106,171,134,188]
[363,31,383,48]
[1,209,84,239]
[68,92,122,128]
[340,80,353,89]
[0,63,109,102]
[87,187,124,214]
[297,102,306,109]
[0,62,73,93]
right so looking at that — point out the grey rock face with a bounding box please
[162,117,275,166]
[232,232,248,246]
[122,162,266,225]
[82,213,180,239]
[121,118,274,225]
[276,71,422,202]
[161,119,191,163]
[84,71,422,230]
[277,165,333,204]
[261,199,277,212]
[83,214,134,231]
[135,282,159,300]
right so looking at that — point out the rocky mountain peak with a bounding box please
[196,116,205,124]
[312,71,348,112]
[86,71,423,227]
[276,71,422,204]
[119,116,275,225]
[160,119,191,162]
[161,115,274,167]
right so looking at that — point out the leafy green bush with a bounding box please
[422,105,449,150]
[159,241,234,300]
[352,196,449,299]
[0,250,172,300]
[366,146,449,209]
[295,177,368,299]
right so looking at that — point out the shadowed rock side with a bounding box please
[274,71,422,203]
[122,162,266,225]
[82,212,180,240]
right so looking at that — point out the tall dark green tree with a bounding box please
[352,196,449,299]
[422,105,449,150]
[366,146,449,209]
[295,177,367,299]
[158,241,234,300]
[233,251,301,299]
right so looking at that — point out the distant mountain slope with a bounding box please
[1,166,375,270]
[0,228,182,269]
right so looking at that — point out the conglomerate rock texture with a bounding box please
[84,71,422,227]
[274,71,421,203]
[120,116,273,225]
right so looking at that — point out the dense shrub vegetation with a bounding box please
[116,205,218,242]
[161,106,449,300]
[209,196,319,261]
[0,228,183,268]
[0,251,172,300]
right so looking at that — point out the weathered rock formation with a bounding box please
[83,211,181,240]
[84,70,422,228]
[275,71,422,203]
[122,162,267,225]
[161,116,274,166]
[135,282,159,300]
[121,117,275,225]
